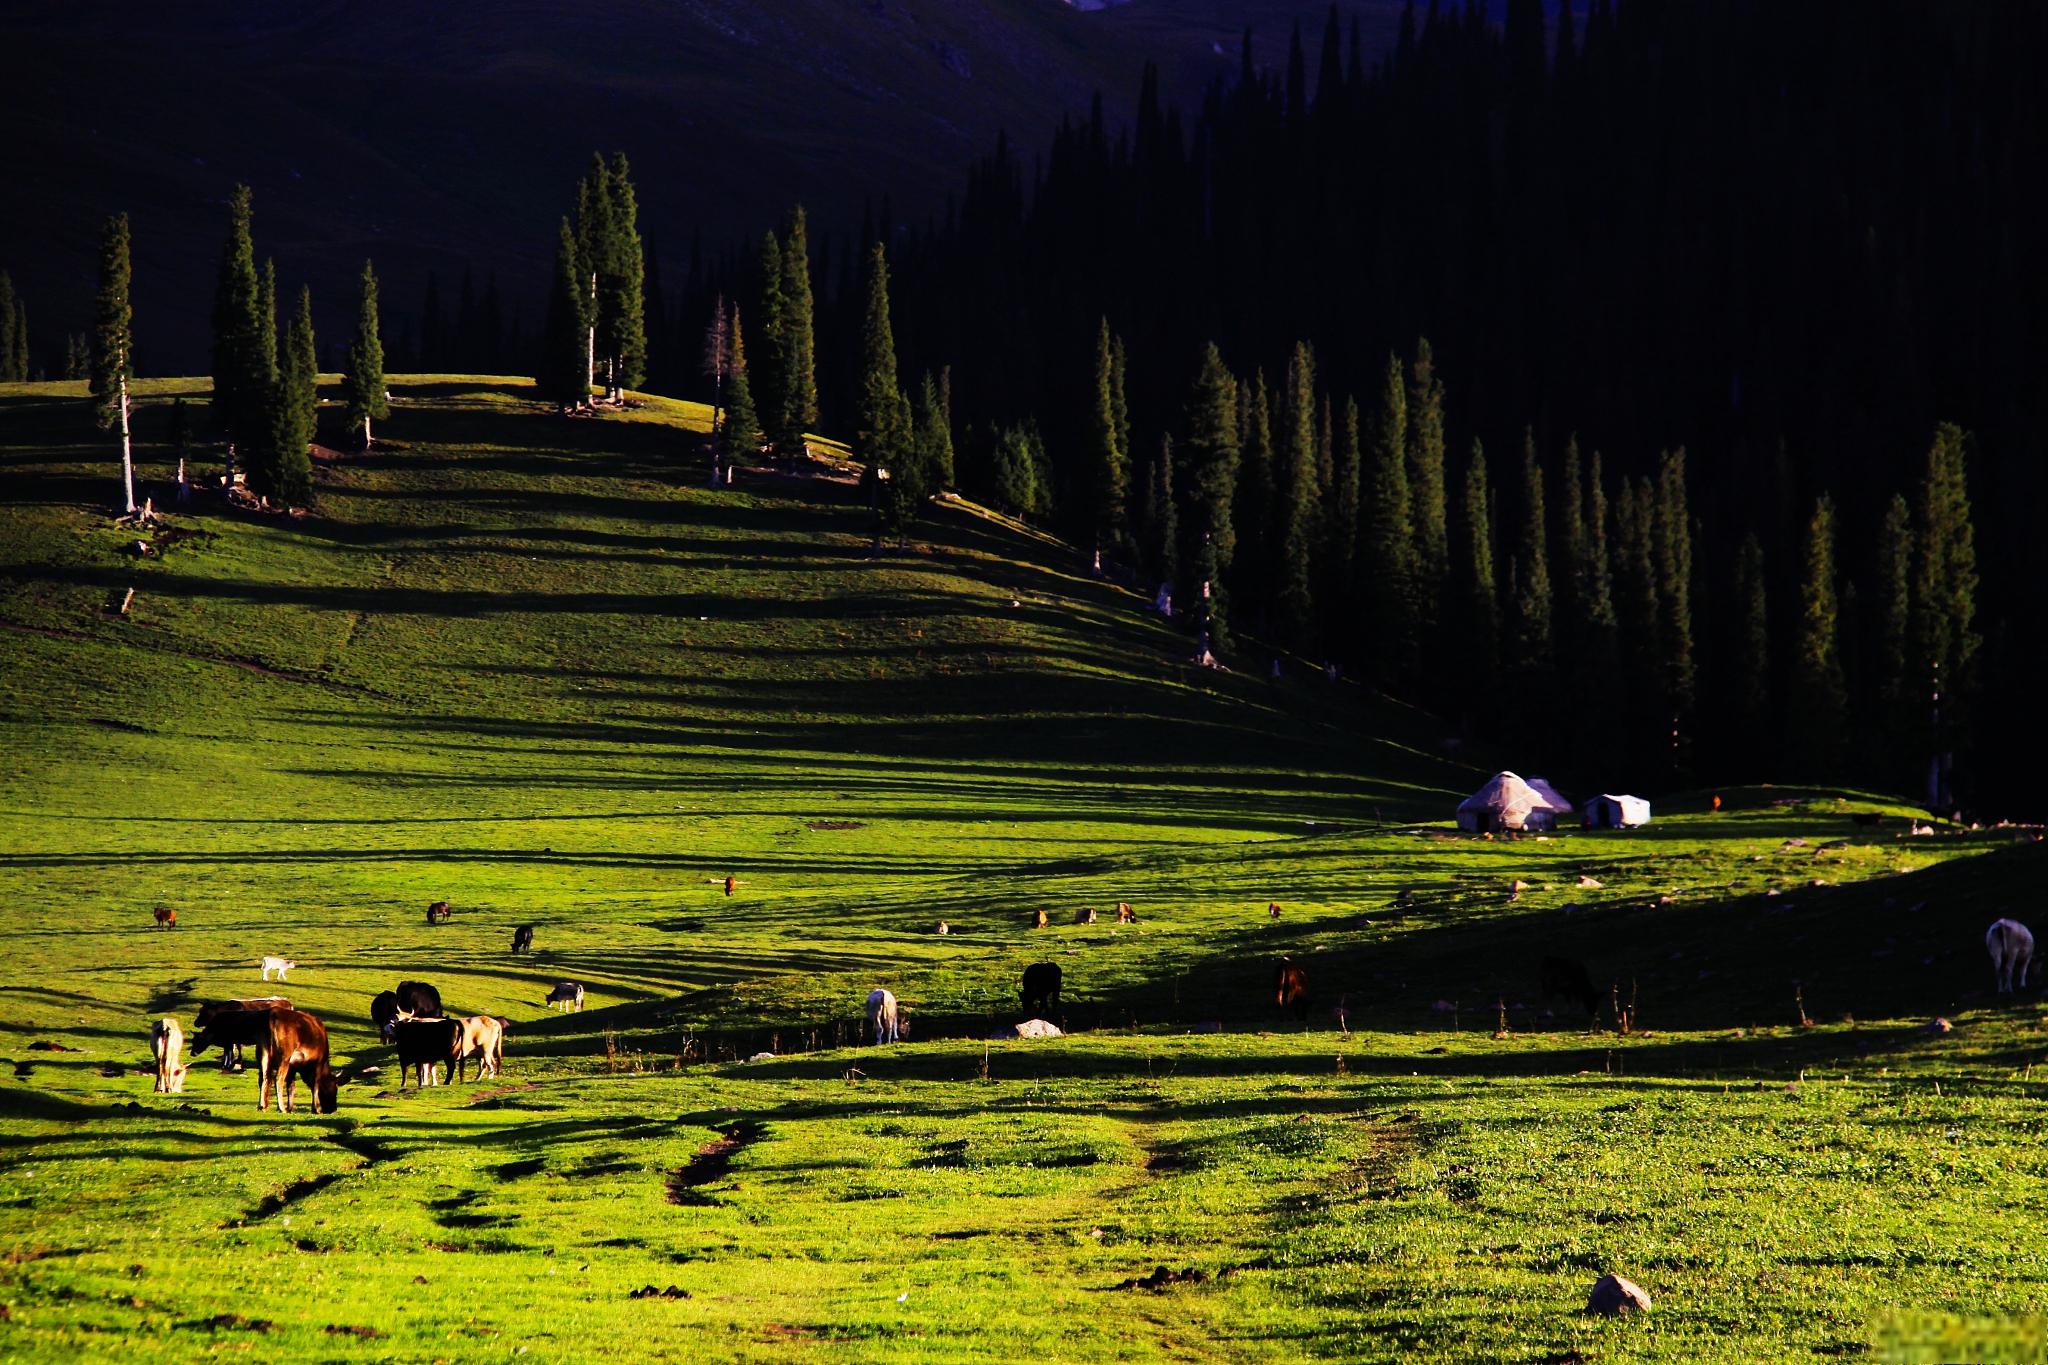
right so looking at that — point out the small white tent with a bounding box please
[1456,771,1558,832]
[1584,793,1652,828]
[1526,777,1576,817]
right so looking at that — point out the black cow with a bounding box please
[1539,956,1602,1020]
[395,980,442,1019]
[1021,962,1062,1018]
[511,924,534,955]
[392,1017,463,1089]
[370,991,401,1041]
[190,997,291,1073]
[1274,957,1309,1020]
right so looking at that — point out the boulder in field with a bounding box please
[1586,1273,1652,1315]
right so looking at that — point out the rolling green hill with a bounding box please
[2,379,2044,1363]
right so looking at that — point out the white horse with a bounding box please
[865,988,904,1044]
[1987,918,2034,994]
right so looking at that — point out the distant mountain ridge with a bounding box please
[0,0,1400,369]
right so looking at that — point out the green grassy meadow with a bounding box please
[1,377,2044,1362]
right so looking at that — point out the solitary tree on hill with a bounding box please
[89,213,136,514]
[342,261,388,450]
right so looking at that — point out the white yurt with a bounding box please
[1456,771,1558,832]
[1526,777,1576,817]
[1584,793,1652,828]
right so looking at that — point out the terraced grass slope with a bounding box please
[2,377,2045,1363]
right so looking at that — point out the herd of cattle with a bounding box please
[145,906,591,1115]
[141,898,2045,1113]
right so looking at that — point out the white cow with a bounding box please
[865,988,904,1045]
[151,1017,188,1094]
[1988,918,2034,994]
[260,956,297,982]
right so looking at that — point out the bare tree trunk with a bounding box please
[118,372,135,513]
[362,412,373,451]
[586,271,598,402]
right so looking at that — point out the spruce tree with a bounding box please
[89,213,136,513]
[595,153,647,399]
[210,185,264,466]
[256,260,278,386]
[273,285,318,506]
[1083,318,1130,556]
[1183,342,1241,648]
[855,243,908,461]
[1109,336,1131,520]
[0,272,20,382]
[342,261,389,449]
[1406,338,1449,619]
[1875,491,1914,750]
[778,207,819,450]
[1557,436,1587,653]
[1654,448,1696,767]
[539,220,592,411]
[1330,394,1362,604]
[914,373,954,490]
[753,232,788,453]
[1143,433,1180,595]
[1732,531,1771,751]
[572,157,608,392]
[719,304,762,462]
[1459,439,1501,709]
[1911,423,1979,807]
[1233,369,1275,624]
[1791,495,1849,775]
[1507,429,1554,690]
[1274,342,1321,652]
[1362,352,1417,678]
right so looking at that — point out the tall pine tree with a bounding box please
[1731,531,1771,761]
[1406,338,1449,621]
[540,221,591,411]
[856,243,915,531]
[1142,433,1180,595]
[719,304,762,462]
[1362,352,1417,678]
[0,272,22,382]
[1458,439,1501,714]
[1874,491,1914,760]
[1910,422,1979,808]
[1791,495,1848,776]
[1507,430,1554,692]
[777,207,820,451]
[1083,318,1130,557]
[89,213,136,514]
[913,373,954,490]
[595,153,647,399]
[1182,343,1241,648]
[210,185,264,467]
[254,284,316,507]
[1274,342,1321,652]
[342,261,389,449]
[1654,449,1696,770]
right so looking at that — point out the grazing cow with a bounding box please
[1116,902,1135,924]
[455,1016,509,1081]
[1539,956,1602,1019]
[1988,918,2035,995]
[426,900,452,924]
[392,1017,463,1088]
[395,980,442,1021]
[544,981,584,1012]
[151,1017,188,1094]
[1274,958,1309,1020]
[153,905,176,929]
[255,1008,339,1113]
[1031,909,1049,929]
[933,920,950,935]
[370,991,401,1042]
[865,988,903,1044]
[190,997,292,1073]
[1075,906,1097,925]
[1269,903,1282,919]
[510,924,534,955]
[1021,962,1062,1019]
[260,956,296,982]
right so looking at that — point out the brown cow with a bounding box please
[1116,902,1135,923]
[1274,958,1309,1021]
[1031,909,1049,929]
[1269,902,1283,919]
[1074,906,1097,925]
[153,905,176,929]
[426,900,452,924]
[255,1008,339,1113]
[191,998,292,1073]
[455,1016,508,1081]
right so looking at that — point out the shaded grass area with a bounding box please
[0,376,2040,1362]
